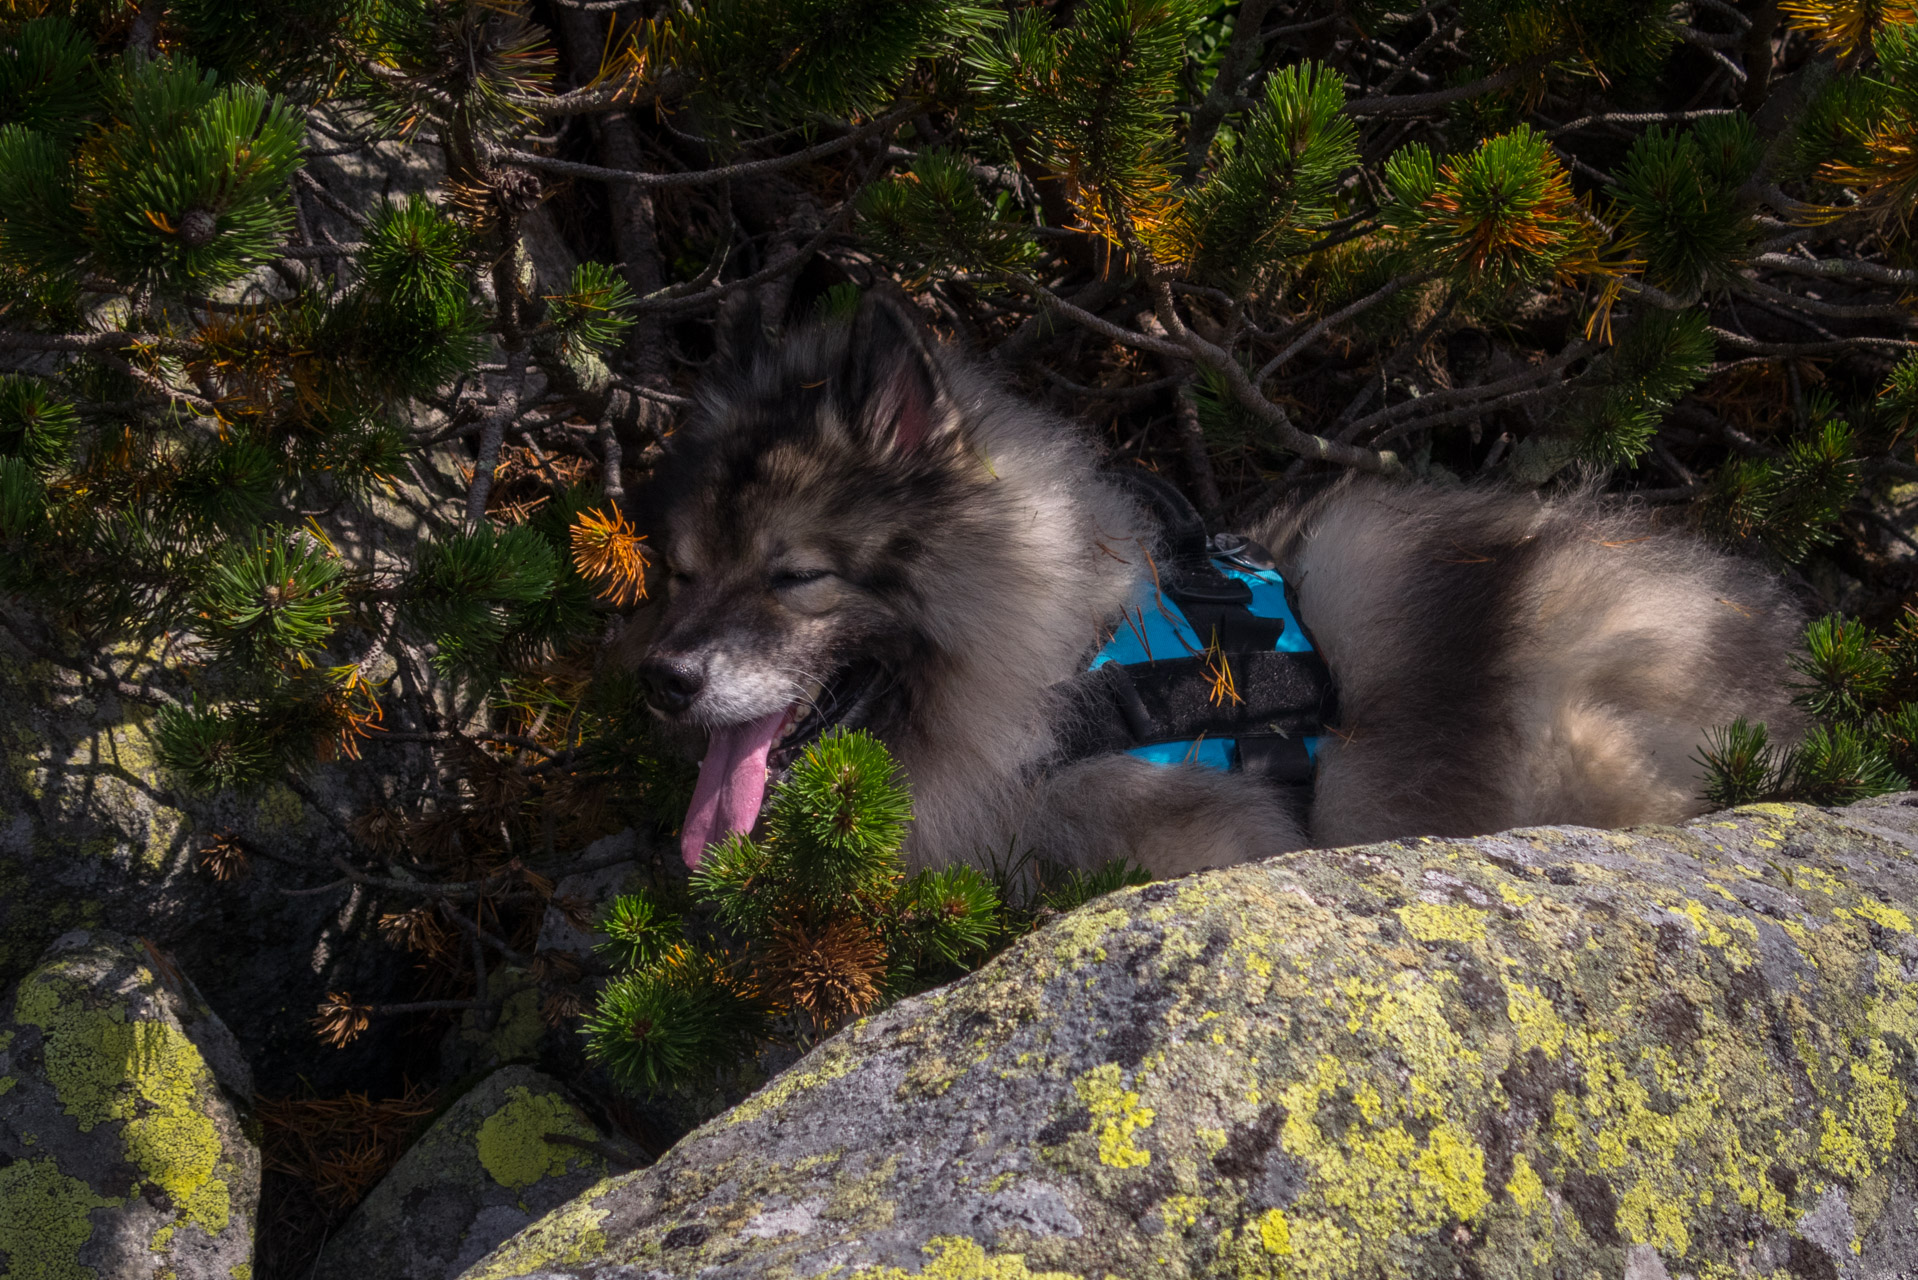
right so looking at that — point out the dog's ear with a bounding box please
[842,295,958,455]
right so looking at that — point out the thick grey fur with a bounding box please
[632,298,1805,878]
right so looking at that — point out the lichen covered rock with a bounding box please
[316,1066,636,1280]
[468,797,1918,1279]
[0,929,260,1278]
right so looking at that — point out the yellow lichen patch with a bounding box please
[1795,865,1845,897]
[1732,802,1800,821]
[1506,1152,1545,1212]
[1816,1038,1905,1182]
[1678,900,1731,947]
[1869,954,1918,1040]
[1258,1207,1292,1255]
[475,1086,601,1190]
[1504,980,1568,1057]
[0,1157,113,1280]
[1497,882,1535,908]
[727,1049,859,1125]
[1851,896,1914,933]
[1051,908,1128,970]
[459,1180,618,1279]
[1396,902,1486,943]
[1073,1064,1155,1168]
[1411,1124,1492,1223]
[828,1154,899,1228]
[865,1236,1082,1279]
[1617,1178,1691,1254]
[14,968,232,1236]
[1156,1192,1205,1231]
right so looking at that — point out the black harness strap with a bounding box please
[1050,470,1338,795]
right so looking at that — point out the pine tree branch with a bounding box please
[1706,328,1918,356]
[1543,108,1737,137]
[507,70,691,118]
[1347,345,1589,444]
[1184,0,1276,173]
[1172,378,1223,520]
[1345,54,1552,116]
[1102,200,1399,474]
[465,363,529,527]
[503,106,913,191]
[634,148,881,317]
[1751,253,1918,287]
[1004,277,1185,358]
[1254,269,1439,383]
[1734,276,1918,324]
[440,900,531,966]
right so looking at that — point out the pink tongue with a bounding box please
[680,710,786,868]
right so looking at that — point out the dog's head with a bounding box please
[638,296,982,865]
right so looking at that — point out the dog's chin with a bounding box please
[765,659,890,778]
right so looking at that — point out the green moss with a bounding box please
[475,1086,602,1190]
[13,962,233,1235]
[0,1157,112,1280]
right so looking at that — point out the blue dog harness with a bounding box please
[1057,471,1337,795]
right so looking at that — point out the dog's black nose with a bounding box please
[639,656,704,714]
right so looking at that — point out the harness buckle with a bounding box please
[1208,532,1278,572]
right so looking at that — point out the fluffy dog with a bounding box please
[633,297,1804,878]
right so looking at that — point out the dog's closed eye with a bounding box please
[770,568,832,590]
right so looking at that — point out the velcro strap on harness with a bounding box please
[1058,648,1337,784]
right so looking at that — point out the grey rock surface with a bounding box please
[0,930,261,1278]
[467,797,1918,1279]
[315,1065,636,1280]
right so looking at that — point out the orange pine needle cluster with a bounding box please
[378,906,455,959]
[1204,631,1243,707]
[1782,0,1917,56]
[312,992,373,1048]
[197,831,251,881]
[765,916,886,1030]
[570,505,651,607]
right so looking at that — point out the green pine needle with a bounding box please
[768,728,913,901]
[155,698,278,792]
[688,831,778,933]
[1180,60,1357,287]
[1569,307,1713,465]
[1692,718,1786,809]
[0,456,47,541]
[1787,722,1907,805]
[547,262,638,358]
[0,16,101,142]
[1610,119,1757,295]
[594,892,682,970]
[858,149,1039,281]
[1039,858,1152,913]
[582,946,764,1095]
[195,532,346,668]
[898,864,1003,966]
[1794,614,1894,724]
[0,375,78,473]
[406,524,560,672]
